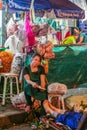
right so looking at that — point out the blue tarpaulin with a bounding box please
[6,0,85,19]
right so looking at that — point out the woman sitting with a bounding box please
[23,53,48,113]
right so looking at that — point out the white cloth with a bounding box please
[6,18,15,32]
[6,18,18,36]
[4,34,25,55]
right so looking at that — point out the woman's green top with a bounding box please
[23,65,47,101]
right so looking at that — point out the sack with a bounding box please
[11,53,24,75]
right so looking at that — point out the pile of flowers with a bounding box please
[0,51,13,72]
[36,41,55,59]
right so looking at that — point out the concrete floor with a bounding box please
[0,99,55,130]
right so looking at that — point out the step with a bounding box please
[0,103,28,129]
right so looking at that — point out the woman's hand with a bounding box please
[32,83,46,91]
[32,82,39,88]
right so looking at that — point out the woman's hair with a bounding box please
[74,27,82,32]
[31,53,42,62]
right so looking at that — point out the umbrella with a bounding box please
[6,0,85,19]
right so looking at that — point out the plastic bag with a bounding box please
[11,53,24,75]
[25,13,36,51]
[48,82,68,94]
[11,92,26,105]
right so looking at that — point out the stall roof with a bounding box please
[6,0,85,19]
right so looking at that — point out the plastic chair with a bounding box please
[47,82,68,110]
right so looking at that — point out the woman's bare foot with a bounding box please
[43,100,57,115]
[48,101,66,114]
[43,100,66,115]
[25,106,31,113]
[43,100,52,113]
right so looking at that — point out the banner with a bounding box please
[6,0,29,11]
[55,9,85,19]
[6,0,85,19]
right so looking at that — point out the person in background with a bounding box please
[61,34,78,45]
[74,27,87,44]
[23,53,47,113]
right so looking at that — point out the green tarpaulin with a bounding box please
[47,46,87,88]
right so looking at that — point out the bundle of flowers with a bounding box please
[36,41,55,59]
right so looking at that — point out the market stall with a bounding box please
[6,0,85,19]
[0,1,87,129]
[4,0,87,91]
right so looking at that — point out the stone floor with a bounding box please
[0,99,55,130]
[0,98,28,129]
[0,97,87,130]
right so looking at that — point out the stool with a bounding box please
[47,82,68,110]
[48,93,65,110]
[0,73,19,105]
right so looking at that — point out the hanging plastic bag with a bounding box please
[48,82,68,94]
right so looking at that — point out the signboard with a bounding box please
[55,9,85,19]
[6,0,85,19]
[6,0,29,11]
